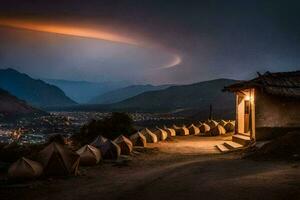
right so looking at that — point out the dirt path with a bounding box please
[1,136,300,200]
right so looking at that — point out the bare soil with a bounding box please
[1,135,299,200]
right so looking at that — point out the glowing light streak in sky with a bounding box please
[0,18,181,69]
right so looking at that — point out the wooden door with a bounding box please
[244,100,250,133]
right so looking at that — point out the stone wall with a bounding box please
[255,89,300,140]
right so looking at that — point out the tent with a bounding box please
[199,123,210,134]
[163,125,176,137]
[90,135,108,149]
[173,125,189,136]
[130,132,147,147]
[140,128,158,143]
[153,128,168,141]
[114,135,133,155]
[165,128,176,137]
[219,120,227,127]
[206,120,218,128]
[100,140,121,160]
[210,125,226,136]
[76,145,101,166]
[188,124,200,135]
[39,142,80,176]
[196,121,203,127]
[224,121,235,132]
[8,157,43,179]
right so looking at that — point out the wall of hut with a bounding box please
[255,89,300,140]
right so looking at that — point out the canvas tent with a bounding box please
[196,122,203,127]
[163,125,176,137]
[130,132,147,147]
[173,125,189,136]
[224,121,235,132]
[90,135,108,149]
[100,140,121,160]
[206,120,218,128]
[39,142,80,176]
[153,128,168,141]
[199,123,210,134]
[76,145,101,166]
[219,120,227,127]
[188,124,200,135]
[140,128,158,143]
[8,157,43,179]
[210,125,226,136]
[114,135,133,155]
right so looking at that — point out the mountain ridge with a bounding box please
[0,87,46,121]
[89,84,173,104]
[0,68,77,107]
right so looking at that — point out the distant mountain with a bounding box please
[89,84,173,104]
[0,68,76,107]
[51,79,239,119]
[110,79,239,118]
[0,88,45,121]
[43,79,131,103]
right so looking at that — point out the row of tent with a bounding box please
[8,119,235,179]
[134,119,236,143]
[8,135,133,179]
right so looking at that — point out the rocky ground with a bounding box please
[0,135,299,200]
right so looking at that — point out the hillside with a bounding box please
[110,79,238,118]
[0,68,77,107]
[0,88,45,121]
[44,79,130,103]
[89,84,172,104]
[51,79,238,119]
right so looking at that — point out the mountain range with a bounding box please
[0,88,45,121]
[89,84,173,104]
[44,79,131,103]
[111,79,237,112]
[0,68,76,108]
[51,79,238,119]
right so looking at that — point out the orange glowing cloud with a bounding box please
[0,18,138,45]
[0,18,182,69]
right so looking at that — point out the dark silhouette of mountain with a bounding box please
[110,79,239,118]
[44,79,131,103]
[49,79,238,119]
[0,68,76,107]
[89,84,173,104]
[0,88,46,121]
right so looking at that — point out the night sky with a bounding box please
[0,0,299,84]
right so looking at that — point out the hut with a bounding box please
[210,125,226,136]
[140,128,158,143]
[199,123,210,134]
[224,71,300,142]
[130,132,147,147]
[188,124,200,135]
[8,157,43,179]
[76,145,101,166]
[39,142,80,176]
[153,128,168,141]
[114,135,133,155]
[100,140,121,160]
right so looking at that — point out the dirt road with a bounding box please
[1,136,299,200]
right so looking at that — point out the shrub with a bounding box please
[73,112,136,145]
